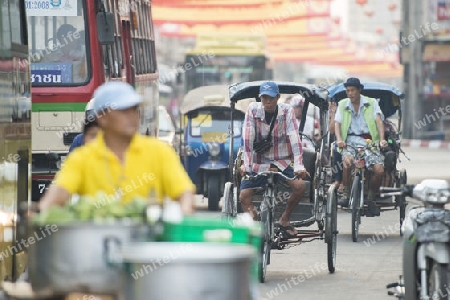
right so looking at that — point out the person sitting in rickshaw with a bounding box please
[39,81,195,214]
[290,94,321,148]
[239,81,310,238]
[334,78,388,216]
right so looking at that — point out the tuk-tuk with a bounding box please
[180,85,253,211]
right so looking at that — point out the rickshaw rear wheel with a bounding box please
[207,176,220,211]
[326,185,338,273]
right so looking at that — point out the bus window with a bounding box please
[26,0,89,85]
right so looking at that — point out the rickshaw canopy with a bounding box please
[327,81,405,119]
[229,81,329,110]
[180,85,253,115]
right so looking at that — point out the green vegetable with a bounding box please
[32,195,149,225]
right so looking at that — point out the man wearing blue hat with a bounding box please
[334,77,388,216]
[239,81,309,238]
[40,81,195,214]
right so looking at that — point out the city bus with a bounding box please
[183,33,273,94]
[0,0,31,281]
[26,0,159,201]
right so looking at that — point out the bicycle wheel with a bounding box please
[326,185,337,273]
[397,169,407,236]
[350,174,360,243]
[221,182,234,218]
[259,204,272,283]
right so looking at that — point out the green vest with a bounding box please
[338,97,380,142]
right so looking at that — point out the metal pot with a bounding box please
[107,242,255,300]
[28,221,143,294]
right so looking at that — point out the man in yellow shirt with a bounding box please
[39,81,195,214]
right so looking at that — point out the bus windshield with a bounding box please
[185,55,266,93]
[26,0,89,85]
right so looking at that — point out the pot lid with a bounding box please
[120,242,255,263]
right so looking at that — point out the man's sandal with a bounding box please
[278,225,298,239]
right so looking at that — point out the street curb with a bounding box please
[402,139,450,149]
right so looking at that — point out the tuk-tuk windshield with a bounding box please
[190,109,244,138]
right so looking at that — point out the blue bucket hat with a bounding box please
[259,81,279,98]
[93,81,143,114]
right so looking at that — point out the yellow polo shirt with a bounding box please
[53,132,195,204]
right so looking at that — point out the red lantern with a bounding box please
[356,0,368,6]
[388,3,397,11]
[375,27,383,35]
[364,9,374,17]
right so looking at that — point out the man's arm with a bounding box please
[329,102,337,135]
[286,107,305,172]
[39,185,71,211]
[372,100,387,147]
[335,121,342,142]
[242,106,255,173]
[161,142,196,214]
[176,191,194,215]
[375,114,385,140]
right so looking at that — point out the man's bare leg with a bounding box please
[239,189,258,220]
[338,156,353,206]
[369,164,384,199]
[278,179,306,236]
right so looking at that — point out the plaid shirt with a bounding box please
[242,102,305,173]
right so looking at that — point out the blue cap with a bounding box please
[92,81,143,114]
[259,81,279,98]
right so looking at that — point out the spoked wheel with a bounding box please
[350,175,361,243]
[396,169,407,236]
[259,206,272,283]
[325,185,338,273]
[428,262,450,300]
[221,182,235,218]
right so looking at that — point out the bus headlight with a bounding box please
[208,143,220,157]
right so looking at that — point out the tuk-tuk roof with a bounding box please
[327,81,405,119]
[180,85,252,115]
[229,81,329,110]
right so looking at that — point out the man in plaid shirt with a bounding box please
[239,81,310,238]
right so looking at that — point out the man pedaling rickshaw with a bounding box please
[239,81,310,238]
[334,78,388,217]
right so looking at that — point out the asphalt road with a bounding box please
[194,146,450,300]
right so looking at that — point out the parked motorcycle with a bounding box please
[382,179,450,300]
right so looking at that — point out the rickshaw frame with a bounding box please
[223,81,338,282]
[327,81,408,241]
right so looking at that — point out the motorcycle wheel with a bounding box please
[350,175,360,243]
[207,175,220,211]
[428,262,450,300]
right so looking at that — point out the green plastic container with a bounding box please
[159,215,263,282]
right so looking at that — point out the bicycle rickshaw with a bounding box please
[327,81,408,242]
[179,85,253,211]
[222,81,338,282]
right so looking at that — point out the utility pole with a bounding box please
[406,0,423,139]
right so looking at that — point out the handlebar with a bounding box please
[246,171,297,181]
[379,185,414,197]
